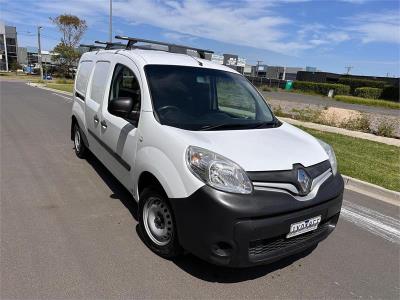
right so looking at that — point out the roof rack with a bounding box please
[115,35,214,59]
[94,41,126,50]
[79,44,105,51]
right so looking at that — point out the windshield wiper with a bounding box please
[253,120,281,129]
[198,123,252,131]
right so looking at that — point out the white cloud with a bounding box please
[297,23,350,46]
[345,11,400,44]
[162,31,197,43]
[105,0,315,54]
[2,0,398,56]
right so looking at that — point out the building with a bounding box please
[296,71,340,83]
[0,21,18,71]
[306,66,317,72]
[252,64,268,77]
[211,54,224,65]
[265,66,284,80]
[283,67,304,81]
[211,53,246,73]
[243,64,252,75]
[17,47,28,65]
[296,71,399,87]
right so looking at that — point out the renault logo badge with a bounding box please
[297,169,311,195]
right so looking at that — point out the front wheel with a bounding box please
[73,124,87,158]
[139,187,182,258]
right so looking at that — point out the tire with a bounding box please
[73,123,87,159]
[139,186,182,259]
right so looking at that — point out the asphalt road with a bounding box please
[262,90,399,117]
[1,80,399,299]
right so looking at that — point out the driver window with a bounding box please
[109,64,141,112]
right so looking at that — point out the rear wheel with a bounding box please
[73,124,87,158]
[139,187,182,258]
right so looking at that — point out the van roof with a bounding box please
[80,48,239,74]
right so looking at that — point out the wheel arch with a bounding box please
[138,171,166,199]
[71,115,89,147]
[133,146,201,200]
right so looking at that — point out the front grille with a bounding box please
[247,160,331,185]
[249,220,332,259]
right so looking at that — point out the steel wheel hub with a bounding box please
[143,197,173,246]
[74,128,81,151]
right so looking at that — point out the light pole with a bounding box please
[109,0,112,42]
[37,26,43,80]
[3,31,8,72]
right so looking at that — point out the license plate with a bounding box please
[286,215,321,238]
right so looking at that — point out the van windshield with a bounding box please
[145,65,279,131]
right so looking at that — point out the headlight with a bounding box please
[186,146,253,194]
[318,139,337,175]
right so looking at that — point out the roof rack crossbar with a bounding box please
[79,44,105,51]
[94,41,125,50]
[114,35,214,59]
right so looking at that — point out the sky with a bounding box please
[1,0,399,77]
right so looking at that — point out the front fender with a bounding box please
[133,146,203,200]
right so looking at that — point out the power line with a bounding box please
[109,0,113,42]
[37,26,43,79]
[345,65,353,75]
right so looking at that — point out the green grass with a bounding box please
[300,127,400,191]
[0,73,42,81]
[45,83,73,93]
[334,95,400,109]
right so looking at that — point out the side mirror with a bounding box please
[109,97,140,123]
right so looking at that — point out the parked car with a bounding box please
[71,37,344,267]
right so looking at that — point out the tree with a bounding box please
[50,14,87,77]
[52,43,81,78]
[10,60,21,75]
[50,14,87,48]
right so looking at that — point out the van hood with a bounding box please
[170,122,329,172]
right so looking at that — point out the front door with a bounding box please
[99,57,141,190]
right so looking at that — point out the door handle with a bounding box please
[94,115,99,124]
[100,120,107,129]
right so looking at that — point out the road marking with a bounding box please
[52,92,72,103]
[341,200,400,244]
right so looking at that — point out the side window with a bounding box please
[109,64,141,112]
[75,60,93,96]
[90,61,111,104]
[216,77,256,119]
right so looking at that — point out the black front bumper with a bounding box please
[170,174,344,267]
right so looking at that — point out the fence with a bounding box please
[245,76,287,89]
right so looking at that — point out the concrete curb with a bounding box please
[27,82,73,97]
[280,117,400,147]
[343,175,400,206]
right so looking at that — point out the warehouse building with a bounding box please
[211,53,246,73]
[0,21,18,71]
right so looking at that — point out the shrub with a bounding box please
[56,78,67,84]
[340,114,371,133]
[376,120,396,138]
[381,86,400,102]
[261,85,271,92]
[290,107,322,122]
[338,77,386,93]
[55,78,74,84]
[272,105,289,117]
[293,81,350,96]
[354,87,382,99]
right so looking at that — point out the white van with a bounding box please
[71,37,344,267]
